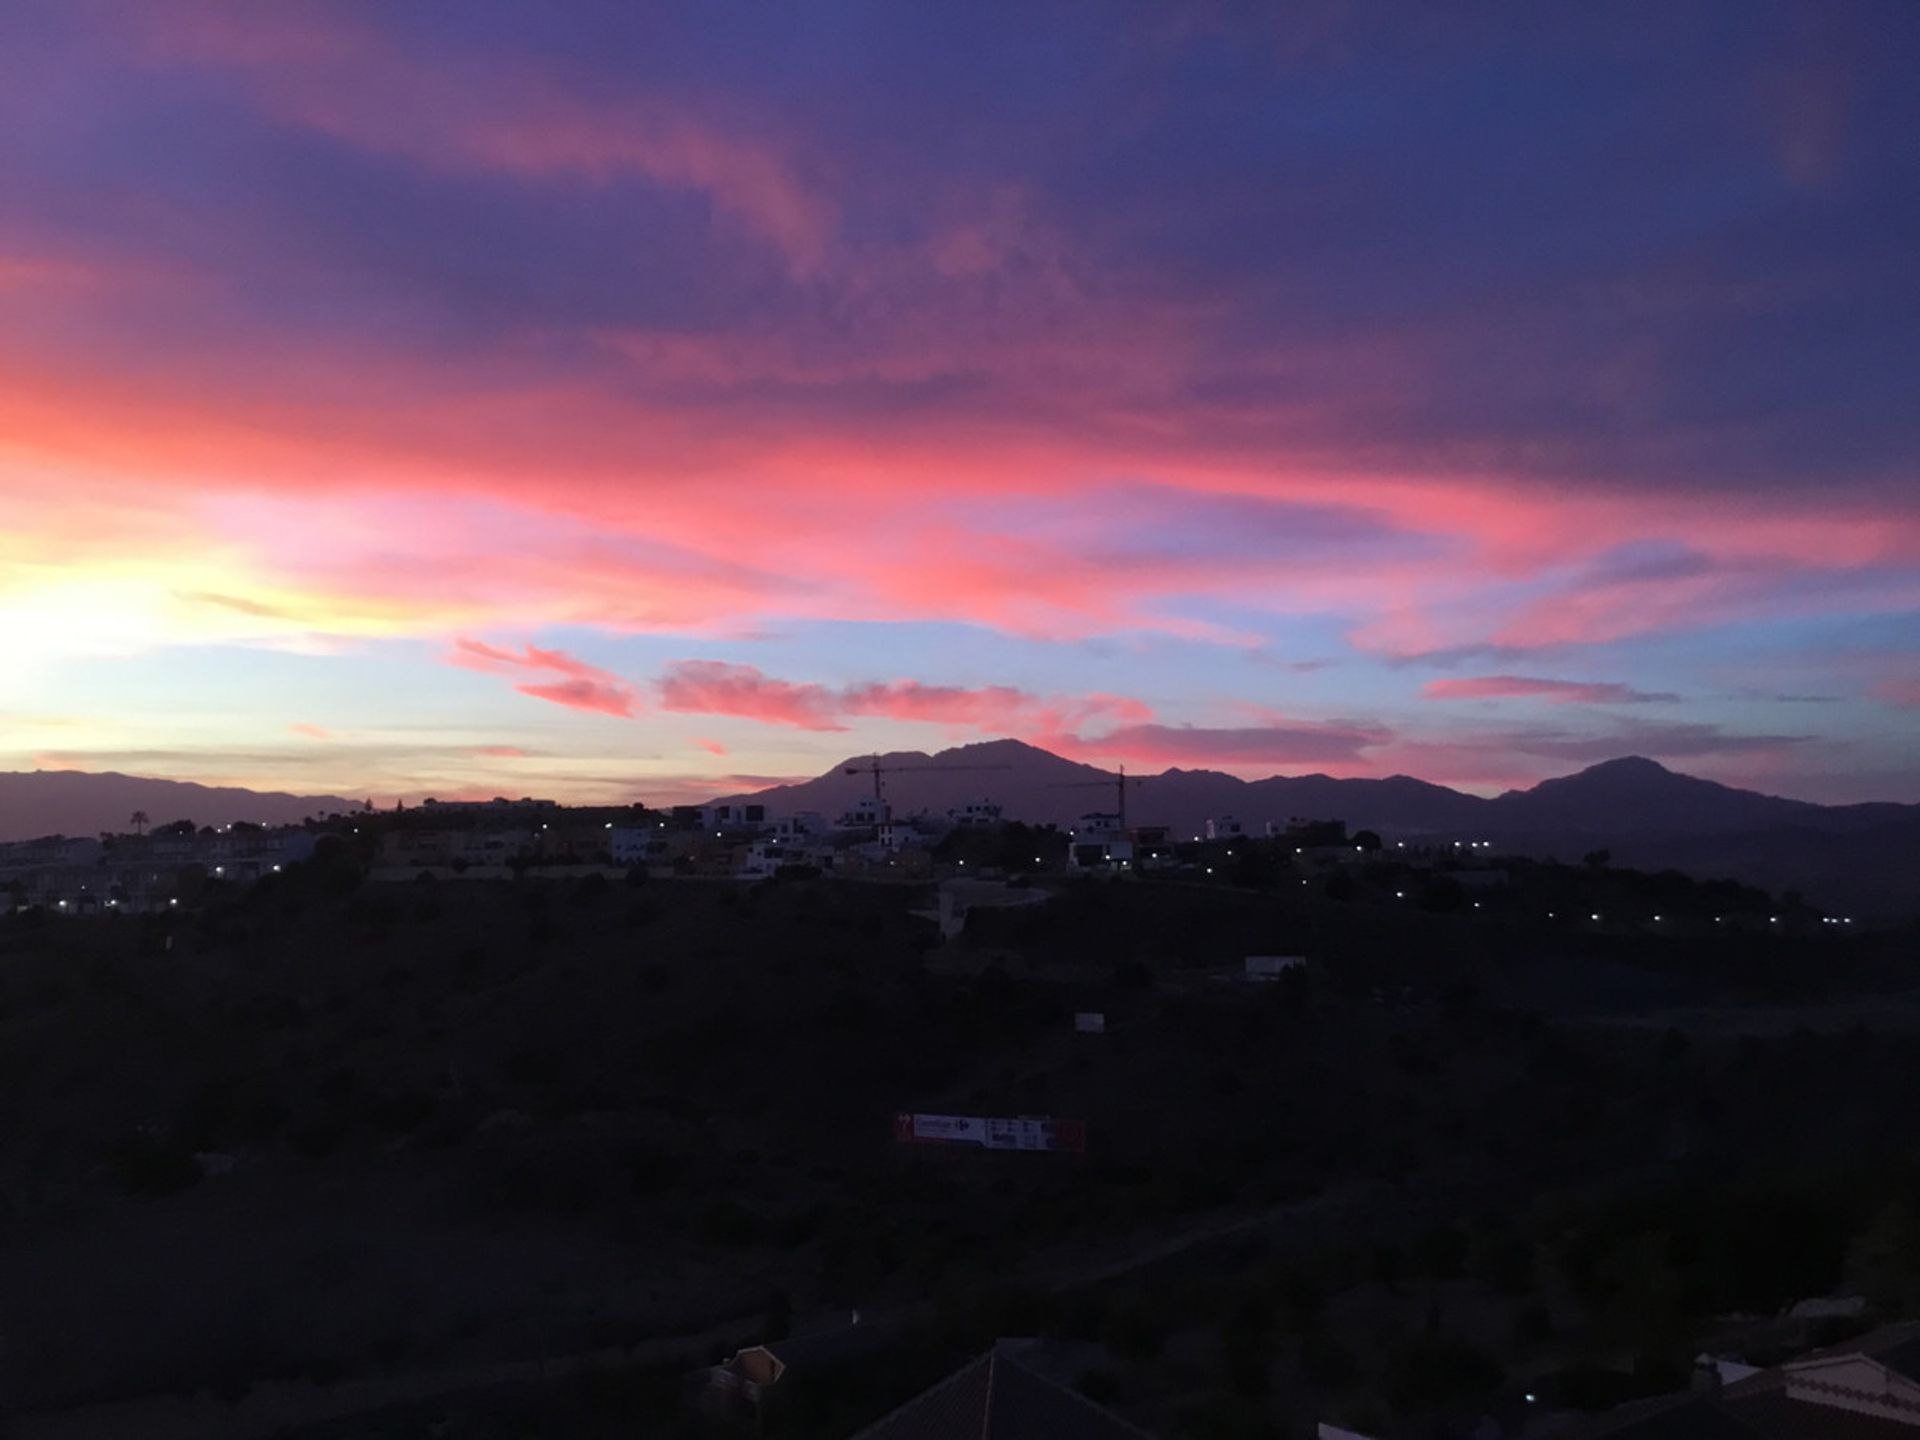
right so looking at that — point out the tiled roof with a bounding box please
[1731,1391,1920,1440]
[848,1343,1155,1440]
[1576,1322,1920,1440]
[1579,1391,1764,1439]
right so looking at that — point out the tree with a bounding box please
[1583,848,1612,870]
[1353,829,1383,852]
[129,810,149,836]
[1848,1202,1920,1314]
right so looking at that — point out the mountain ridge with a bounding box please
[717,740,1920,915]
[718,739,1916,836]
[0,770,357,843]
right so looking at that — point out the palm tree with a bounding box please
[129,810,149,837]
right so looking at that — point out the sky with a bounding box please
[1,1,1916,807]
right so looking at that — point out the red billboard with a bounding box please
[894,1112,1087,1153]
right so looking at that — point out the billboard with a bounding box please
[894,1112,1087,1154]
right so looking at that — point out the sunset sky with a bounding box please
[2,2,1916,806]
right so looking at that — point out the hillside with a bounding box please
[3,868,1918,1437]
[0,770,358,842]
[720,742,1920,916]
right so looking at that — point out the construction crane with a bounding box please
[844,754,1011,806]
[1048,764,1149,834]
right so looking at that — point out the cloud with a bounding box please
[182,590,303,621]
[449,638,638,717]
[287,722,332,739]
[124,9,837,273]
[2,4,1917,804]
[695,737,728,756]
[1049,717,1392,770]
[1871,678,1920,709]
[1422,676,1679,705]
[513,679,637,718]
[657,661,842,730]
[472,744,533,758]
[656,661,1155,736]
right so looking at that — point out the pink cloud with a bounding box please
[288,722,332,739]
[449,638,638,718]
[472,744,532,758]
[658,661,843,730]
[515,678,636,718]
[1422,676,1679,704]
[1871,678,1920,709]
[656,661,1157,737]
[696,737,729,756]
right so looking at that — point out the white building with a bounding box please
[770,812,826,842]
[1069,837,1133,871]
[1072,811,1124,841]
[838,796,888,829]
[701,802,767,832]
[609,825,664,865]
[948,799,1003,829]
[1207,816,1245,840]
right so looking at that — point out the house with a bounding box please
[382,828,531,870]
[0,835,103,873]
[1572,1320,1920,1438]
[529,818,610,862]
[948,799,1003,829]
[381,829,458,868]
[771,812,827,843]
[839,796,889,829]
[702,802,768,833]
[609,824,664,865]
[1069,837,1134,871]
[848,1339,1156,1440]
[1073,812,1124,841]
[692,1319,892,1424]
[1206,816,1245,840]
[739,840,794,879]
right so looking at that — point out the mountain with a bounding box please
[722,738,1497,835]
[725,740,1919,840]
[719,741,1920,916]
[0,771,358,843]
[1490,756,1845,835]
[717,738,1117,823]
